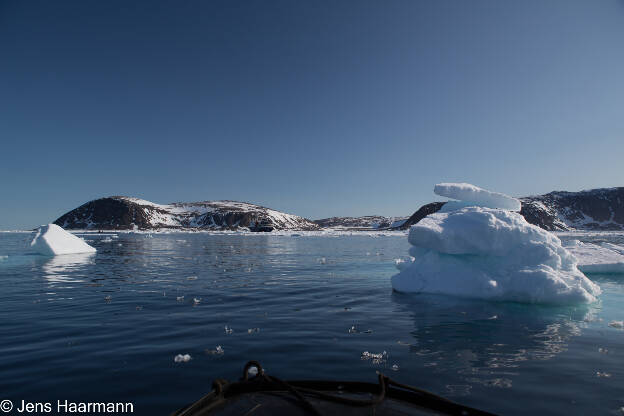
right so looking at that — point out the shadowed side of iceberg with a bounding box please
[31,224,97,256]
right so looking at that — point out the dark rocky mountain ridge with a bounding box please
[54,197,319,231]
[54,187,624,232]
[313,215,408,229]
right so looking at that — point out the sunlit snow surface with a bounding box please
[1,231,624,415]
[434,182,522,211]
[393,207,600,303]
[392,184,599,304]
[30,224,96,255]
[562,238,624,274]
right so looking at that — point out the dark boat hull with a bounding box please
[172,362,496,416]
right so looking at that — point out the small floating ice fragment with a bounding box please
[247,328,260,334]
[187,276,198,280]
[176,296,185,302]
[224,325,233,334]
[391,364,400,371]
[608,320,624,329]
[193,297,202,305]
[318,257,326,264]
[348,325,359,334]
[596,371,612,378]
[174,354,192,363]
[361,350,387,364]
[104,295,112,302]
[206,345,224,355]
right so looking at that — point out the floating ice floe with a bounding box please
[31,224,96,256]
[563,240,624,274]
[392,183,601,304]
[608,320,624,329]
[174,354,192,363]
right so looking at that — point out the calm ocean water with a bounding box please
[1,232,623,415]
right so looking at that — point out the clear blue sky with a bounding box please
[1,0,623,229]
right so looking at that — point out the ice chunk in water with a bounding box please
[206,345,224,355]
[564,241,624,274]
[361,350,387,364]
[174,354,191,363]
[31,224,96,256]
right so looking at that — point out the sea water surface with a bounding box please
[1,231,623,415]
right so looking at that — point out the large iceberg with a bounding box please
[392,184,600,304]
[31,224,96,256]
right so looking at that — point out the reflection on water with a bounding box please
[391,293,596,390]
[43,253,95,285]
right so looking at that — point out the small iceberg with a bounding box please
[31,224,96,256]
[392,183,601,304]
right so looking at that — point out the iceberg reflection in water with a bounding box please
[43,253,95,285]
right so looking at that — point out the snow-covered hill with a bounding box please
[54,197,319,231]
[519,187,624,231]
[313,216,408,230]
[400,187,624,231]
